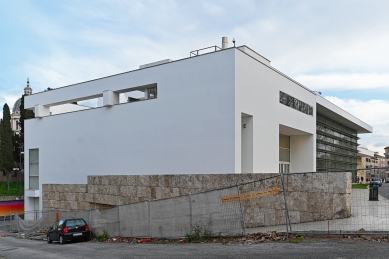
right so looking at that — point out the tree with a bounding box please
[19,94,35,142]
[0,104,15,190]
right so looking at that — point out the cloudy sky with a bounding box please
[0,0,388,154]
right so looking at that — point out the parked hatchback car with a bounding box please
[47,218,91,244]
[370,178,382,187]
[386,178,389,183]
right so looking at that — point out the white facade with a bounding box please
[23,44,372,212]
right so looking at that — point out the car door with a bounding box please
[48,221,58,241]
[55,220,65,240]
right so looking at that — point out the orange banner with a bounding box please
[221,187,279,203]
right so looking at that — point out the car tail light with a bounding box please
[63,227,68,233]
[85,225,90,231]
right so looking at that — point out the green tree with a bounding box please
[19,94,35,142]
[0,104,15,190]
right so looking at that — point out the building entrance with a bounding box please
[279,162,290,174]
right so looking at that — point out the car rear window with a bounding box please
[66,219,86,227]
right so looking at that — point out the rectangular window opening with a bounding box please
[29,149,39,190]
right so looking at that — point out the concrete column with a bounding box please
[103,90,119,107]
[34,105,50,117]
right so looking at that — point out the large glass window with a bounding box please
[279,134,290,162]
[316,113,358,181]
[29,149,39,189]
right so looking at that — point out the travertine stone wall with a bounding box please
[42,184,92,211]
[42,172,352,226]
[0,195,21,201]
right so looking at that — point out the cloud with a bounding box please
[202,2,225,16]
[294,73,389,90]
[324,96,389,155]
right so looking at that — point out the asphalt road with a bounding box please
[378,182,389,200]
[1,236,389,259]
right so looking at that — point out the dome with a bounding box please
[12,98,22,113]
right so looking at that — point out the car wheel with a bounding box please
[59,235,67,245]
[47,235,52,244]
[85,235,91,242]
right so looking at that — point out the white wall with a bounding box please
[24,50,236,211]
[241,114,253,173]
[50,103,91,115]
[290,134,315,173]
[235,49,317,173]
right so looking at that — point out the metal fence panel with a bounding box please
[191,187,244,237]
[150,195,190,238]
[11,170,389,238]
[119,201,150,237]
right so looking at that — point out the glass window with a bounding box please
[279,91,313,116]
[29,149,39,190]
[279,135,290,149]
[147,86,157,99]
[29,149,39,163]
[279,148,290,162]
[316,113,358,173]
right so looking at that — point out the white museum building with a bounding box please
[24,38,372,212]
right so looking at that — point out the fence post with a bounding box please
[148,200,151,238]
[17,213,20,239]
[280,172,292,236]
[236,185,246,236]
[189,193,192,228]
[118,206,121,237]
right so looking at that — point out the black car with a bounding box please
[47,218,91,244]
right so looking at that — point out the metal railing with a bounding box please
[190,46,222,57]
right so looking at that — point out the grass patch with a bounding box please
[0,182,24,196]
[94,230,109,242]
[185,221,214,243]
[288,236,304,243]
[352,184,369,189]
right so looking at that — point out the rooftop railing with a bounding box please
[190,45,222,57]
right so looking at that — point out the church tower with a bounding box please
[24,78,32,95]
[11,78,33,133]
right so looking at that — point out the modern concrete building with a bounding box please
[23,38,372,212]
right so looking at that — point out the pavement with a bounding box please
[248,184,389,234]
[1,234,389,259]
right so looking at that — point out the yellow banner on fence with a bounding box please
[221,187,279,203]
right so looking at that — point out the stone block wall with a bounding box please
[0,195,22,202]
[42,184,92,211]
[42,172,351,227]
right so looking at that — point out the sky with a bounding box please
[0,0,388,154]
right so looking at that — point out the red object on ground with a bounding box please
[138,238,151,243]
[1,234,7,237]
[179,239,186,243]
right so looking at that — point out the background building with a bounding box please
[357,147,389,182]
[11,79,33,134]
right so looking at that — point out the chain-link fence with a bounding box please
[5,169,389,238]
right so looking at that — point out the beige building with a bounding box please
[11,79,32,134]
[357,147,389,182]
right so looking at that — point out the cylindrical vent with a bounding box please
[222,36,228,49]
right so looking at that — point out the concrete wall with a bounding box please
[234,49,317,173]
[25,49,236,212]
[42,173,352,229]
